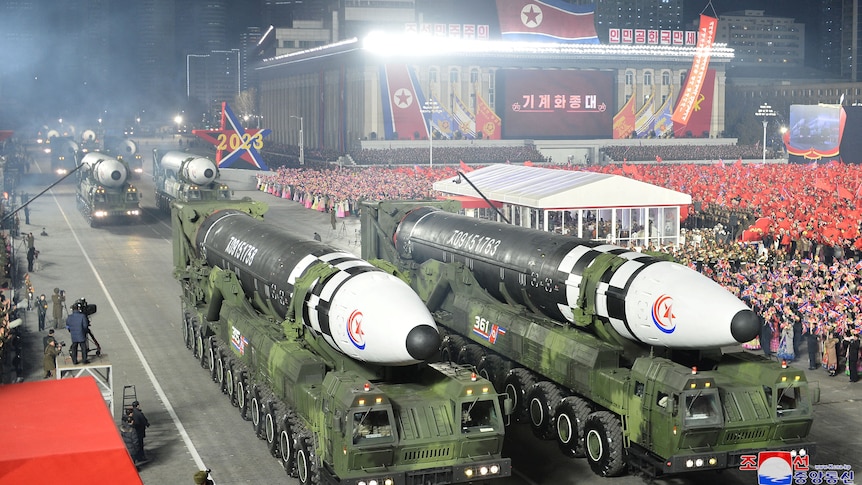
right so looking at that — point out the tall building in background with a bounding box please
[239,27,264,92]
[137,0,179,122]
[715,10,806,67]
[842,0,862,81]
[186,49,241,116]
[816,0,843,75]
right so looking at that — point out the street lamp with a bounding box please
[420,99,441,168]
[290,115,304,165]
[174,115,183,133]
[755,103,777,164]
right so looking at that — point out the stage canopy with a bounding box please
[0,377,142,484]
[433,164,691,209]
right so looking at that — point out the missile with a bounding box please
[161,151,218,185]
[196,209,440,365]
[80,152,128,188]
[394,207,760,349]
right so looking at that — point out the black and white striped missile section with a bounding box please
[394,207,760,349]
[196,209,440,365]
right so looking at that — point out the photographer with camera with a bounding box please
[43,339,60,378]
[65,299,90,365]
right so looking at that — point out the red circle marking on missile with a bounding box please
[652,295,676,334]
[347,309,366,350]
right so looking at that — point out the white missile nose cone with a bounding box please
[406,324,440,361]
[731,309,760,343]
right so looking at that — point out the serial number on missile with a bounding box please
[225,236,259,266]
[444,230,501,256]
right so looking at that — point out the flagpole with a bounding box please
[421,99,441,168]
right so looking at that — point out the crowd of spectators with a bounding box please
[601,143,779,163]
[349,144,546,166]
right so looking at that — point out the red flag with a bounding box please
[475,92,502,140]
[524,161,534,167]
[815,179,832,192]
[495,0,599,43]
[672,15,718,125]
[613,94,637,139]
[459,160,474,172]
[838,184,854,199]
[855,182,862,198]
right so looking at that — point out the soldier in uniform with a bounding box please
[51,287,65,329]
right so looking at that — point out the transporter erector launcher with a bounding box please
[195,208,440,365]
[394,207,760,349]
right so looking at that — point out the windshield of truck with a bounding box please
[764,384,808,418]
[352,408,394,445]
[682,390,723,428]
[460,398,499,433]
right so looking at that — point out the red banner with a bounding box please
[672,15,717,125]
[613,94,637,139]
[673,69,715,138]
[475,92,502,139]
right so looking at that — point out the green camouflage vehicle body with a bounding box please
[360,199,817,478]
[172,198,511,485]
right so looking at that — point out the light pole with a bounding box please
[420,99,441,168]
[755,103,776,164]
[290,115,304,165]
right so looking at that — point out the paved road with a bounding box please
[7,140,861,485]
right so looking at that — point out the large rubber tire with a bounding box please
[250,386,264,438]
[441,334,466,363]
[555,396,592,458]
[265,404,279,457]
[208,344,218,380]
[225,360,236,405]
[182,316,192,349]
[584,411,627,477]
[236,372,249,419]
[278,415,296,474]
[527,381,564,440]
[457,343,485,367]
[193,325,202,359]
[216,352,226,390]
[476,354,511,391]
[503,368,537,421]
[296,435,320,485]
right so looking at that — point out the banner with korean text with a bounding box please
[672,15,717,125]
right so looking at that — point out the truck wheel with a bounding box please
[182,317,192,348]
[225,360,236,405]
[279,415,296,474]
[457,344,485,366]
[477,354,511,391]
[296,435,320,485]
[265,405,279,456]
[503,368,537,421]
[191,324,200,357]
[237,373,249,419]
[216,352,226,389]
[527,381,564,440]
[441,334,465,362]
[250,386,263,437]
[584,411,627,477]
[555,396,592,458]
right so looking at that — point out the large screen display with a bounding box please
[788,104,840,153]
[498,70,614,139]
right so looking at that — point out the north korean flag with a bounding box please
[496,0,599,43]
[379,65,429,141]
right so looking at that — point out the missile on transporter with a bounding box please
[393,207,760,349]
[160,150,218,185]
[195,209,440,365]
[80,152,129,188]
